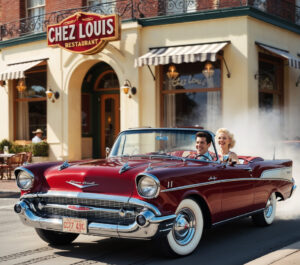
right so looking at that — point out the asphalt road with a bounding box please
[0,196,300,265]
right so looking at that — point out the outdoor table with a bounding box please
[0,153,15,158]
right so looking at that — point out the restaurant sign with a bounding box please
[47,12,120,55]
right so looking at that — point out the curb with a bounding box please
[245,241,300,265]
[0,191,20,198]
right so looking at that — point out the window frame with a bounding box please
[26,0,45,17]
[13,65,47,141]
[258,53,284,111]
[159,56,223,127]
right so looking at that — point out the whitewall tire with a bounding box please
[252,192,277,226]
[159,198,204,257]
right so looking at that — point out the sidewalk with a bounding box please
[0,177,20,198]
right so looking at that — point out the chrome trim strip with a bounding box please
[21,191,162,216]
[41,203,135,215]
[15,201,175,239]
[161,177,294,193]
[212,208,264,226]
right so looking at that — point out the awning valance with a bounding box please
[0,59,46,81]
[135,41,230,67]
[256,42,300,69]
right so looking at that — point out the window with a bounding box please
[161,61,221,131]
[258,54,283,113]
[87,0,116,14]
[14,65,47,140]
[26,0,45,32]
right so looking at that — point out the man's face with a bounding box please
[196,136,211,155]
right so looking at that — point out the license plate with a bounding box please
[63,217,87,234]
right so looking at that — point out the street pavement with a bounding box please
[1,178,299,264]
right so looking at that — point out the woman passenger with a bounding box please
[215,128,239,164]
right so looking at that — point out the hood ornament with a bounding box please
[119,162,132,174]
[66,180,98,189]
[59,161,70,171]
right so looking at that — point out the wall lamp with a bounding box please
[16,78,27,92]
[121,79,137,98]
[202,62,215,79]
[46,88,60,103]
[167,64,179,79]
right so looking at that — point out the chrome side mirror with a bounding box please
[105,147,110,158]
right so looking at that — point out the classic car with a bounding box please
[14,128,296,257]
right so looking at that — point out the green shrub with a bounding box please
[11,144,25,154]
[0,139,13,153]
[31,142,49,157]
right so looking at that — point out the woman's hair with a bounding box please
[215,128,236,149]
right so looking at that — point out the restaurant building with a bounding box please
[0,0,299,160]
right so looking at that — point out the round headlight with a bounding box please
[137,174,160,199]
[16,170,34,190]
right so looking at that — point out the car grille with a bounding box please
[26,196,144,226]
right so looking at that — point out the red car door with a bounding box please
[216,163,255,221]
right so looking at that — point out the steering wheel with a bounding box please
[195,154,210,160]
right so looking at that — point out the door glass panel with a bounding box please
[104,98,115,149]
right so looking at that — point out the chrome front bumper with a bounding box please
[14,200,176,239]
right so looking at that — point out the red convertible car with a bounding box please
[14,128,296,257]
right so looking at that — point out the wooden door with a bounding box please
[100,94,120,157]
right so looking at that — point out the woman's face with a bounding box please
[217,132,231,149]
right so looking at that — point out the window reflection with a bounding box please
[162,61,221,130]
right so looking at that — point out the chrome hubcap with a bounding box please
[264,197,273,218]
[173,208,195,245]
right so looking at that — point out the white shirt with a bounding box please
[32,135,42,143]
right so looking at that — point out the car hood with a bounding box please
[43,157,187,196]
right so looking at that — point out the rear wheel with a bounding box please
[252,192,277,226]
[159,199,204,257]
[35,228,79,245]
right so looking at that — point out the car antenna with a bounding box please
[273,145,276,160]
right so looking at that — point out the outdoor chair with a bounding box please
[4,153,25,180]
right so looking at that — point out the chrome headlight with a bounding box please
[16,169,34,190]
[137,174,160,199]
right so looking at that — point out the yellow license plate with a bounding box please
[62,217,87,234]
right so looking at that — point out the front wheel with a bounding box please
[159,199,204,257]
[252,192,277,226]
[35,228,79,245]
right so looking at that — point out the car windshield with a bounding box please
[110,128,217,159]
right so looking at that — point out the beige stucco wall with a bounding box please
[247,17,300,138]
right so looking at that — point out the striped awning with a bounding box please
[256,42,300,69]
[0,59,45,81]
[135,41,230,67]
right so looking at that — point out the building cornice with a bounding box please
[137,6,300,35]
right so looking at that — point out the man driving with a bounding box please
[195,132,213,161]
